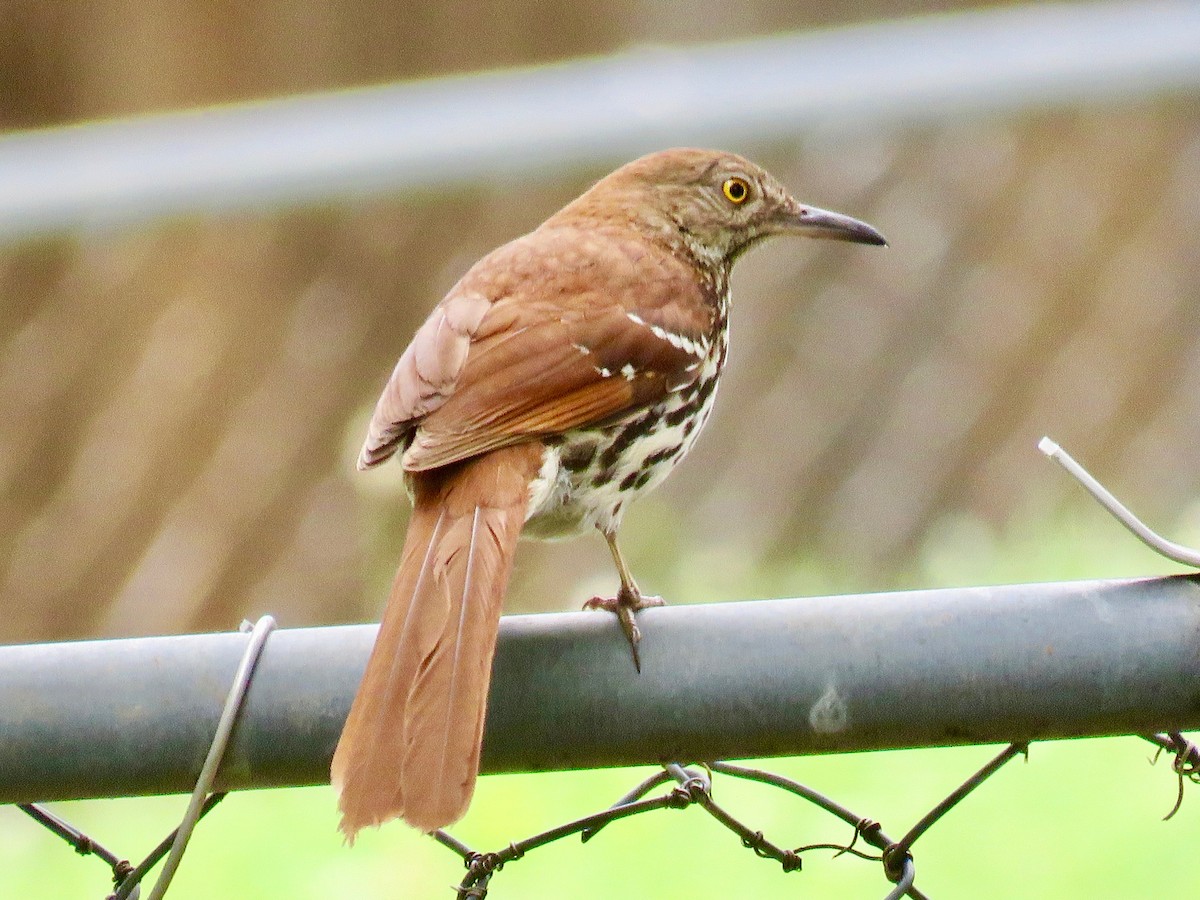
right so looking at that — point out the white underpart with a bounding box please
[680,228,730,270]
[525,445,567,519]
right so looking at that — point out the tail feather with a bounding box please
[331,507,450,827]
[331,443,540,838]
[402,508,508,828]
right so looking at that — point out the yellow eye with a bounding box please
[722,177,750,204]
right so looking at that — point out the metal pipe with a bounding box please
[1,575,1197,803]
[0,2,1198,240]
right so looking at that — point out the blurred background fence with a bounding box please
[3,2,1200,898]
[2,0,1200,648]
[2,1,1200,645]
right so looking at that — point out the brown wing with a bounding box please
[358,290,492,469]
[358,225,713,473]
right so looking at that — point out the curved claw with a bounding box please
[583,588,665,672]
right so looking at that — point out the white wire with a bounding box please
[1039,437,1200,568]
[144,615,277,900]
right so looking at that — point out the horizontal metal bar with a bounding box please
[0,575,1197,803]
[1,1,1198,241]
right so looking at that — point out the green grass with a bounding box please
[3,509,1198,897]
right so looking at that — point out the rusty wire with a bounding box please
[431,741,1071,900]
[431,732,1198,899]
[1144,731,1200,821]
[20,791,231,900]
[16,733,1195,899]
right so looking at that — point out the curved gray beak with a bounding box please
[780,201,887,246]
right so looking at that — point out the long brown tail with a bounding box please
[331,443,542,837]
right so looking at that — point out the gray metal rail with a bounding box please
[1,575,1197,803]
[1,1,1199,240]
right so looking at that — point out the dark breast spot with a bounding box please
[591,468,617,489]
[664,402,694,428]
[597,413,655,470]
[560,442,598,473]
[694,375,717,407]
[642,445,681,468]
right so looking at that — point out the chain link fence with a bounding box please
[21,734,1200,899]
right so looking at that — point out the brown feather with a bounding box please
[358,292,491,469]
[331,442,542,836]
[360,225,712,474]
[404,297,704,469]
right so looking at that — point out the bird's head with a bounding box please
[560,148,886,268]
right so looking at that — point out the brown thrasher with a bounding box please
[331,148,885,837]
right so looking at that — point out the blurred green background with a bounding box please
[2,0,1199,896]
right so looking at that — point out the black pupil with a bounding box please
[730,181,744,199]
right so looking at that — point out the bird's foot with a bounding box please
[584,586,665,672]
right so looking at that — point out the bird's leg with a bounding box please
[583,527,665,671]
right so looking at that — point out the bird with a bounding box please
[331,148,886,838]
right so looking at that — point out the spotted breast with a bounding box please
[524,277,730,541]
